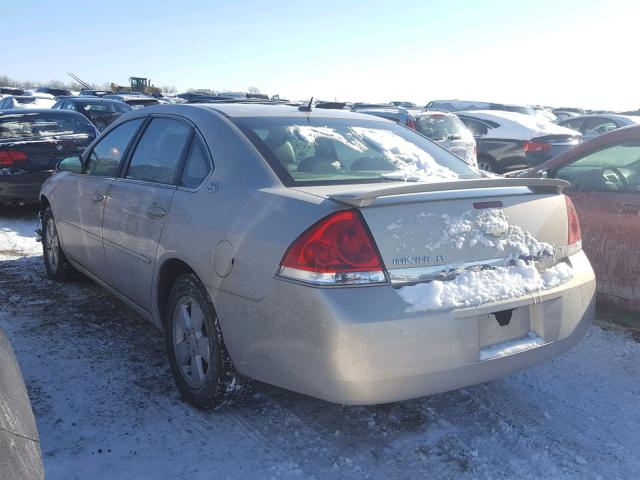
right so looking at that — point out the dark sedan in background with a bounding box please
[522,124,640,311]
[0,110,97,205]
[52,97,132,131]
[555,114,640,141]
[457,110,581,173]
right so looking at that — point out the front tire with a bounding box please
[42,207,75,281]
[165,274,249,409]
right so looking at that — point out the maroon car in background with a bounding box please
[522,125,640,311]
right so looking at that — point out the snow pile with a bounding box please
[457,110,580,141]
[398,260,573,312]
[0,213,41,259]
[435,209,553,257]
[479,331,545,361]
[396,208,572,312]
[352,127,458,182]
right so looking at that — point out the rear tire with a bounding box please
[478,157,499,174]
[42,207,75,281]
[164,274,250,409]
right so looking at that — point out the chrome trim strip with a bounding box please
[388,257,507,285]
[102,237,151,264]
[278,266,386,285]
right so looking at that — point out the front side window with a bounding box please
[85,118,144,177]
[555,141,640,192]
[232,116,479,185]
[126,118,192,184]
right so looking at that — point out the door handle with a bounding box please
[92,192,105,203]
[146,205,166,218]
[618,202,640,214]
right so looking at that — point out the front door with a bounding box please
[102,117,193,310]
[554,140,640,307]
[55,118,145,278]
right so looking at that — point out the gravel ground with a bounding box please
[1,206,638,480]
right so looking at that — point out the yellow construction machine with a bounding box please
[110,77,162,96]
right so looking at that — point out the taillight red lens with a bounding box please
[565,195,581,246]
[0,150,28,166]
[279,210,386,285]
[405,117,416,130]
[522,141,551,153]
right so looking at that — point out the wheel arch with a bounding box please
[155,257,202,329]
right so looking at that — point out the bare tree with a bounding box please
[247,86,261,94]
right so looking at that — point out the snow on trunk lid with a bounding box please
[358,192,575,311]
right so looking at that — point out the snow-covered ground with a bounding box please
[0,207,639,479]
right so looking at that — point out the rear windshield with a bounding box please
[78,102,131,114]
[0,113,95,140]
[415,115,468,141]
[232,116,480,185]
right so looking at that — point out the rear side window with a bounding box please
[459,117,489,137]
[180,137,211,188]
[86,118,144,177]
[126,118,191,185]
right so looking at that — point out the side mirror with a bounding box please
[539,170,549,178]
[56,156,84,174]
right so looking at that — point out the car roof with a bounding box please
[0,108,89,117]
[189,102,391,120]
[559,113,640,122]
[60,97,123,104]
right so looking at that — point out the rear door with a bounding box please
[54,118,145,278]
[102,116,193,310]
[553,141,640,306]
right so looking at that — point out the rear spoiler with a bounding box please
[329,178,570,207]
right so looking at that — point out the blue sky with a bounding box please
[4,0,638,109]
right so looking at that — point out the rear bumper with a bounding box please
[0,170,52,205]
[220,251,596,405]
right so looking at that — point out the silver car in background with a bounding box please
[351,106,478,167]
[39,104,595,408]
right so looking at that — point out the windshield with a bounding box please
[232,116,480,185]
[415,115,468,141]
[0,112,95,140]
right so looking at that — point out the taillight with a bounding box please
[522,141,551,153]
[405,117,416,130]
[0,150,28,166]
[278,210,386,285]
[565,195,582,253]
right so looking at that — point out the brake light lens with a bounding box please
[405,117,416,130]
[0,150,28,166]
[522,141,551,153]
[279,210,386,285]
[565,195,582,253]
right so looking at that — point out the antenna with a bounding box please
[298,97,313,112]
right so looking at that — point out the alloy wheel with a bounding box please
[172,296,210,388]
[45,218,60,271]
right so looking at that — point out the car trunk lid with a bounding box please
[294,178,570,284]
[0,135,89,172]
